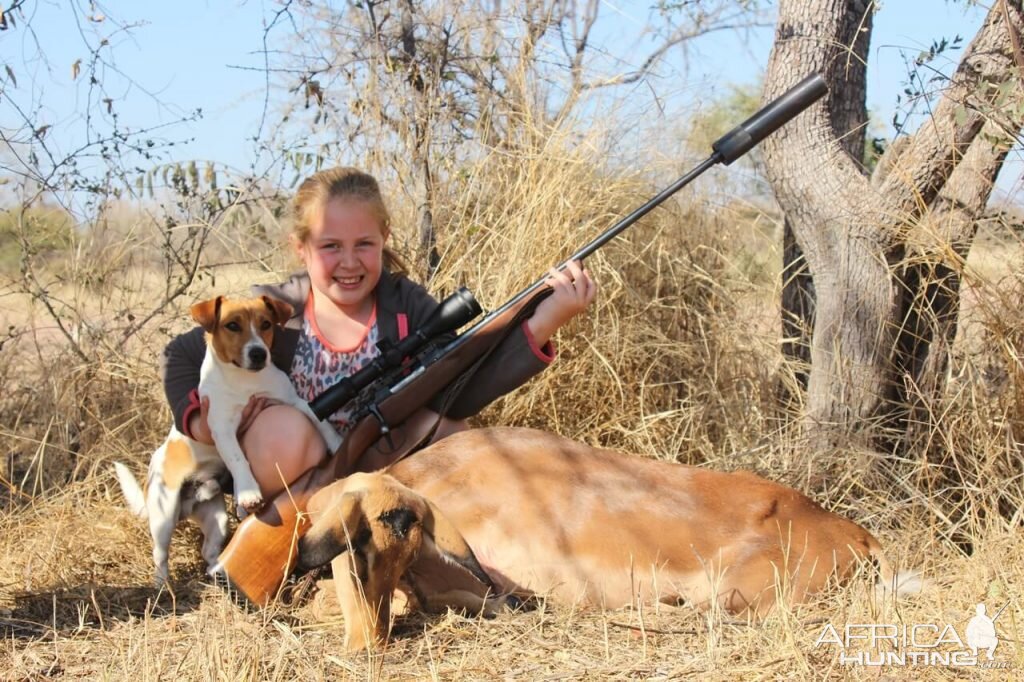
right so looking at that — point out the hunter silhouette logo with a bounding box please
[813,600,1012,669]
[966,602,1004,660]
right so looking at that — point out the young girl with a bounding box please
[162,167,596,501]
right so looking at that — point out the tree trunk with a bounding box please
[762,0,1023,452]
[779,0,872,392]
[399,0,441,277]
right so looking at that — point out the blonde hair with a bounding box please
[291,167,406,274]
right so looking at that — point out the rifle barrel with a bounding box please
[713,73,828,164]
[447,73,828,351]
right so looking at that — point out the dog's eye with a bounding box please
[225,321,242,332]
[260,320,272,331]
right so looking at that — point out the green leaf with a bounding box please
[953,104,968,127]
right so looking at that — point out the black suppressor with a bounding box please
[712,73,828,165]
[309,287,482,420]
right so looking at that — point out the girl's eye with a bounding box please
[225,321,242,332]
[260,320,272,331]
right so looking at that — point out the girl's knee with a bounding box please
[241,406,331,494]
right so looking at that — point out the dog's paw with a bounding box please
[206,561,226,583]
[195,479,222,503]
[153,570,171,589]
[235,488,264,514]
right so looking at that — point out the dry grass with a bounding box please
[2,128,1023,679]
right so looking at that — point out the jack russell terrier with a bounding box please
[115,295,343,584]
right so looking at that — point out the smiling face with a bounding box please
[296,197,387,317]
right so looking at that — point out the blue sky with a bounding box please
[3,1,1019,203]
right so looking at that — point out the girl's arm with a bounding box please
[436,261,597,419]
[386,263,595,420]
[161,326,207,438]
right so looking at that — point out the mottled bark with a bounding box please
[780,0,872,390]
[877,4,1023,216]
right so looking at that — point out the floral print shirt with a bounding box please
[290,300,380,436]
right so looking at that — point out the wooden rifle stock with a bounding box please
[216,290,546,605]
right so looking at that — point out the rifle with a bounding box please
[216,73,829,606]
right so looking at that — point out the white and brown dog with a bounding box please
[115,295,343,584]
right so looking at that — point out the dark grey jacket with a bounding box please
[161,270,555,437]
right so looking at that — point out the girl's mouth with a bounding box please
[334,275,364,288]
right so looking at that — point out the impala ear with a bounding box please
[422,498,496,591]
[190,296,223,333]
[261,295,294,326]
[296,491,366,571]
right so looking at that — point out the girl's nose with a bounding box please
[337,247,357,268]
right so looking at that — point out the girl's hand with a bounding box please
[237,396,278,437]
[527,259,597,346]
[187,395,278,445]
[188,397,215,445]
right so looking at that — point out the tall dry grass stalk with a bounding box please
[1,115,1022,680]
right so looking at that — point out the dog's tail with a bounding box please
[113,462,148,518]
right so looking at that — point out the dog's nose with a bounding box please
[248,346,268,367]
[296,533,345,572]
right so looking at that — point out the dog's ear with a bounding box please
[261,295,294,327]
[296,490,366,571]
[190,296,223,333]
[422,498,496,590]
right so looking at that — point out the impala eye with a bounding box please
[225,321,242,332]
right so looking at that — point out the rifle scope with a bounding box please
[310,287,482,420]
